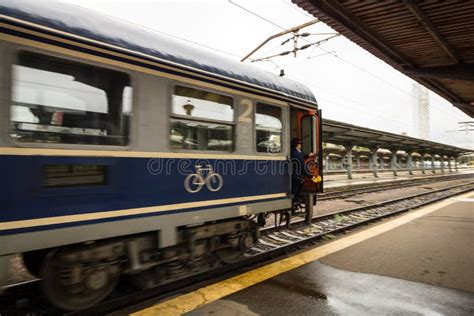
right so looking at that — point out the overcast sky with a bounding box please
[60,0,473,149]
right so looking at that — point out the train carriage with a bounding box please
[0,1,322,310]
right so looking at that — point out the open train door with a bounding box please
[301,109,323,193]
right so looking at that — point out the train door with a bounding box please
[290,107,323,193]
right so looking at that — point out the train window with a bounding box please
[255,103,282,154]
[10,51,132,146]
[171,86,234,151]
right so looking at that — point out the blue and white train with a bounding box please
[0,1,322,310]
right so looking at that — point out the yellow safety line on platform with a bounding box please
[131,191,473,316]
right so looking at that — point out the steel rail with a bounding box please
[318,173,473,200]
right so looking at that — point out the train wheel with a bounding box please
[40,248,119,311]
[216,231,254,264]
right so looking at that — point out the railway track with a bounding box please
[318,173,473,200]
[253,181,473,252]
[3,179,474,315]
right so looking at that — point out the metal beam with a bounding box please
[369,147,379,178]
[344,144,354,179]
[404,0,460,63]
[321,119,473,156]
[332,129,354,136]
[295,0,472,117]
[454,102,474,110]
[420,153,426,174]
[423,77,463,103]
[240,19,319,62]
[315,0,416,67]
[390,150,398,176]
[407,151,413,175]
[405,64,474,81]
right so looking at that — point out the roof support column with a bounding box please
[324,154,329,171]
[356,154,361,170]
[455,157,458,172]
[440,156,445,173]
[431,155,436,173]
[420,153,426,174]
[370,147,379,178]
[407,151,413,175]
[390,149,398,176]
[448,157,452,172]
[344,145,354,180]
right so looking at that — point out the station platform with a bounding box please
[132,191,474,315]
[324,168,474,190]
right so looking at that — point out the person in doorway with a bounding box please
[290,138,313,204]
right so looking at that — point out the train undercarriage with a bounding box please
[22,218,259,310]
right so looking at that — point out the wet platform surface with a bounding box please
[188,262,473,316]
[184,194,474,315]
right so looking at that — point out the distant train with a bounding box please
[0,1,322,310]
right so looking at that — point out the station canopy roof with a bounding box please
[294,1,474,117]
[323,119,472,157]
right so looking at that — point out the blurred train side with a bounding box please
[0,1,319,292]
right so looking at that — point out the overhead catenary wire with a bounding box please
[72,1,465,124]
[252,34,340,62]
[228,0,284,30]
[77,1,455,142]
[228,0,470,123]
[277,59,468,142]
[66,2,470,146]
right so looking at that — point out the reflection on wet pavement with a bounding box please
[188,261,474,316]
[188,300,259,316]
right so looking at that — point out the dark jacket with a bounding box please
[291,148,311,180]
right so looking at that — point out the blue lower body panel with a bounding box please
[0,155,289,234]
